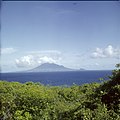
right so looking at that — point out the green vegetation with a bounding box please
[0,64,120,120]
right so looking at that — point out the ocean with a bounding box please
[1,70,112,86]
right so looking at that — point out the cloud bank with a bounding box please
[1,47,17,54]
[15,50,62,67]
[91,45,120,59]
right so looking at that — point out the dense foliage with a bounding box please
[0,64,120,120]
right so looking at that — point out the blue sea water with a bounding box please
[1,70,112,86]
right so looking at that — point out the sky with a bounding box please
[1,1,120,72]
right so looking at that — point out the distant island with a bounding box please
[27,63,85,72]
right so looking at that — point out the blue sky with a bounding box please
[1,1,120,72]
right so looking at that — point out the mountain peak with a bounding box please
[28,63,73,72]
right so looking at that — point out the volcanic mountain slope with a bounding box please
[27,63,75,72]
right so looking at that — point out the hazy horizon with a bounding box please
[1,61,114,74]
[1,1,120,72]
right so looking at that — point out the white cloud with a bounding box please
[38,56,57,64]
[91,45,120,59]
[1,47,17,54]
[28,50,61,55]
[15,55,35,67]
[15,50,62,68]
[27,50,62,60]
[103,45,114,57]
[95,63,99,66]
